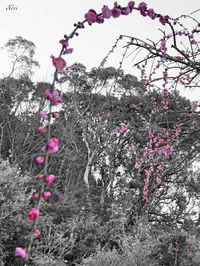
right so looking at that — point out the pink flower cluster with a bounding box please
[44,89,62,106]
[135,127,181,205]
[24,84,61,258]
[16,0,173,260]
[84,1,169,26]
[41,137,59,154]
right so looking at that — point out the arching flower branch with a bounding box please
[14,1,178,263]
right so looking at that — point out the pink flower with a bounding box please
[41,146,46,153]
[147,8,156,19]
[135,158,144,170]
[96,15,104,24]
[39,111,48,120]
[112,7,121,18]
[33,229,41,238]
[37,126,46,135]
[33,192,40,200]
[43,191,52,200]
[120,126,128,133]
[44,89,62,105]
[44,89,59,101]
[15,247,27,259]
[155,147,160,153]
[59,39,73,54]
[59,39,68,49]
[157,164,164,172]
[52,112,59,118]
[143,191,148,197]
[162,145,173,157]
[36,174,44,180]
[65,48,73,54]
[143,151,150,158]
[143,196,148,203]
[148,130,154,139]
[85,9,97,24]
[102,5,112,19]
[159,15,169,25]
[175,56,183,60]
[138,2,147,16]
[35,156,45,164]
[45,174,57,185]
[52,96,62,106]
[51,56,66,72]
[156,177,161,185]
[145,169,152,178]
[27,208,39,220]
[128,1,135,10]
[162,89,169,97]
[46,137,59,154]
[121,6,131,15]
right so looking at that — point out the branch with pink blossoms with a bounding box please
[121,15,200,91]
[15,1,175,263]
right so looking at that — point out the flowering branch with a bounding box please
[15,1,181,263]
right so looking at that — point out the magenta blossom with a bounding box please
[39,111,48,120]
[157,164,164,172]
[65,48,73,54]
[128,1,135,10]
[44,89,59,101]
[35,156,45,164]
[52,96,62,106]
[159,15,169,25]
[148,130,154,139]
[27,208,39,220]
[85,9,97,24]
[120,126,128,133]
[102,5,112,19]
[59,39,68,49]
[36,174,44,180]
[143,151,150,158]
[156,177,161,185]
[33,192,40,200]
[162,89,169,97]
[52,112,59,118]
[37,126,46,135]
[43,191,52,200]
[96,15,104,24]
[45,174,57,185]
[51,56,66,72]
[121,6,131,15]
[15,247,27,259]
[147,8,156,19]
[46,137,59,154]
[44,89,62,106]
[138,2,147,16]
[162,145,173,157]
[112,7,121,18]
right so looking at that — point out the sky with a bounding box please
[0,0,199,100]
